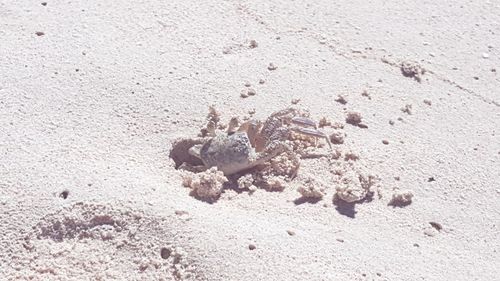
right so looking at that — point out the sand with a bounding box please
[1,0,499,280]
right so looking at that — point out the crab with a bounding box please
[180,108,331,176]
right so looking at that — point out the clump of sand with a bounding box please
[388,189,414,207]
[297,177,326,199]
[400,60,426,82]
[182,168,228,201]
[335,169,377,203]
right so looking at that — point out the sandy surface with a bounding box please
[1,1,500,280]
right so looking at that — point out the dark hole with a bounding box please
[59,190,69,199]
[160,247,171,259]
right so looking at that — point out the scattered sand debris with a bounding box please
[388,189,413,207]
[296,177,326,199]
[331,122,345,129]
[335,95,347,105]
[344,151,359,161]
[329,131,345,144]
[400,60,426,82]
[182,168,228,201]
[331,148,342,160]
[401,104,413,115]
[249,39,258,49]
[318,117,331,128]
[173,107,377,207]
[268,63,277,70]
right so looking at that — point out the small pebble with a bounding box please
[335,95,347,105]
[244,81,251,87]
[389,120,395,125]
[423,99,432,106]
[35,31,45,36]
[267,63,277,71]
[291,98,300,105]
[382,140,389,145]
[240,89,249,98]
[401,104,413,115]
[329,131,345,144]
[247,88,256,96]
[286,230,296,236]
[160,248,171,259]
[248,244,256,250]
[429,222,442,231]
[482,53,489,59]
[41,2,47,6]
[336,238,344,243]
[249,39,258,48]
[259,79,265,84]
[345,111,362,125]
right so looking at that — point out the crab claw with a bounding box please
[290,127,332,149]
[291,116,317,129]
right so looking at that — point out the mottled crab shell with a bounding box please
[199,132,255,175]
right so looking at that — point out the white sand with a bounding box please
[1,1,499,280]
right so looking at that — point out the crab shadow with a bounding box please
[293,197,322,205]
[332,191,374,218]
[387,200,411,208]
